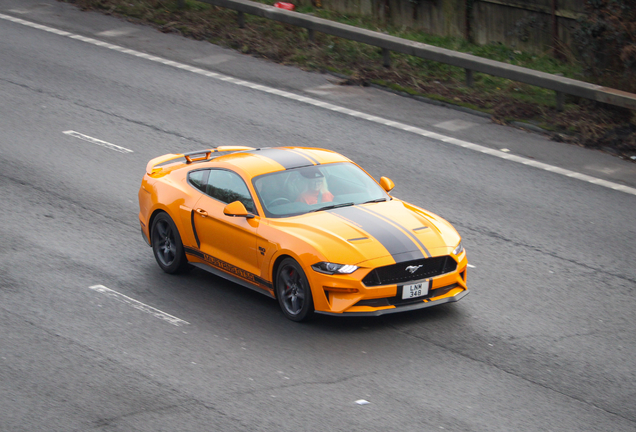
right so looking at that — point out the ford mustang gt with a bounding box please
[138,146,468,321]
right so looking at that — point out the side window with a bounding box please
[188,169,209,193]
[206,169,256,213]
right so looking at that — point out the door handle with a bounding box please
[195,208,208,217]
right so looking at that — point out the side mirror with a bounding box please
[380,177,395,192]
[223,201,254,218]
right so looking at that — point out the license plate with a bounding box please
[401,280,430,299]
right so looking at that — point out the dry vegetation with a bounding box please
[63,0,636,159]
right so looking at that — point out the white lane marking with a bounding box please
[3,13,634,196]
[89,285,190,326]
[63,130,133,153]
[434,119,478,131]
[467,264,476,268]
[96,28,138,37]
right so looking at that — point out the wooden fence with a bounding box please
[295,0,586,54]
[194,0,636,111]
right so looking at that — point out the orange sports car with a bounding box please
[138,146,468,321]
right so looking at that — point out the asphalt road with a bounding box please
[1,1,635,431]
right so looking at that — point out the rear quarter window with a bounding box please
[188,170,209,192]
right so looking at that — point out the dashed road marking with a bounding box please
[2,13,634,197]
[96,28,138,37]
[89,285,190,326]
[63,130,133,153]
[434,119,478,132]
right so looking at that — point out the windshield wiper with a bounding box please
[310,202,355,212]
[361,198,389,204]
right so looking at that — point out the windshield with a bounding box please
[253,162,390,218]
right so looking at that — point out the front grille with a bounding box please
[362,256,457,287]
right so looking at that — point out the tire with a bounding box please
[151,212,189,274]
[275,258,314,322]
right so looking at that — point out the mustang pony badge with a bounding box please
[405,265,424,274]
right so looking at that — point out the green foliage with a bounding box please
[63,0,635,156]
[574,0,636,92]
[182,0,212,11]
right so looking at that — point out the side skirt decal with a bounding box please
[184,247,273,290]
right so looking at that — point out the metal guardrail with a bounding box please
[194,0,636,112]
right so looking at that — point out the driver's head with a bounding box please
[309,177,323,191]
[299,167,325,190]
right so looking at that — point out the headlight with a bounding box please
[311,262,358,275]
[452,242,464,255]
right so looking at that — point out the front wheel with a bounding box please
[151,212,189,274]
[275,258,314,322]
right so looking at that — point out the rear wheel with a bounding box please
[275,258,314,322]
[151,212,189,274]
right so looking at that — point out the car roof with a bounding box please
[147,147,353,179]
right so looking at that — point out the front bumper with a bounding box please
[309,250,469,315]
[316,288,469,316]
[140,225,151,246]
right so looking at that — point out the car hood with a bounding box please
[267,199,461,266]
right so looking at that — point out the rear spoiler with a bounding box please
[145,146,255,175]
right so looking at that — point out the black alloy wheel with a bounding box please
[276,258,314,322]
[151,212,189,274]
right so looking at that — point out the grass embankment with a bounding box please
[64,0,636,159]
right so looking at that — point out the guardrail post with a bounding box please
[195,0,636,112]
[382,48,391,68]
[556,91,564,111]
[465,69,474,87]
[308,28,315,42]
[237,11,245,28]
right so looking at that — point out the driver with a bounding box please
[296,167,333,205]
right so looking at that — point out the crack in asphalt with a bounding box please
[0,307,251,431]
[225,370,380,398]
[0,167,134,231]
[90,401,199,429]
[454,221,636,286]
[0,77,210,146]
[383,322,636,424]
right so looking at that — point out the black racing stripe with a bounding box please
[190,210,200,248]
[363,207,431,258]
[330,207,425,263]
[248,148,314,170]
[289,148,321,165]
